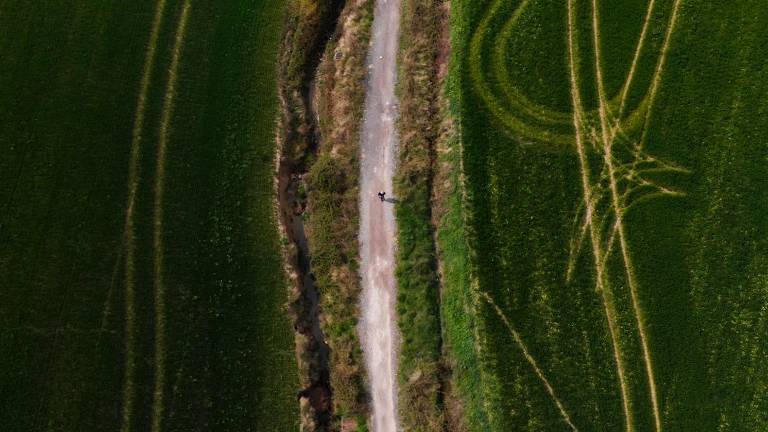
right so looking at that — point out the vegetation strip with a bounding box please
[393,0,449,429]
[120,2,168,430]
[276,1,350,429]
[151,2,192,431]
[278,0,375,427]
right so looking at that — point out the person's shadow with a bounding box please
[384,197,399,204]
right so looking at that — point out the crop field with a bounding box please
[0,1,298,431]
[450,0,768,430]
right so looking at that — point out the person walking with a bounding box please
[377,191,386,202]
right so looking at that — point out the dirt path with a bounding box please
[358,0,402,430]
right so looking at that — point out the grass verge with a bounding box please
[309,1,375,426]
[393,0,448,430]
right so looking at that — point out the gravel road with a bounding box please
[358,0,402,430]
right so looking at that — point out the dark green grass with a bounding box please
[632,1,768,428]
[500,0,571,114]
[0,1,298,430]
[450,0,768,430]
[155,1,299,430]
[0,2,155,429]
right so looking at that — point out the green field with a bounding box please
[0,1,298,430]
[448,0,768,430]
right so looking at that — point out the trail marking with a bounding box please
[491,0,572,124]
[468,0,689,429]
[468,0,574,145]
[638,0,684,149]
[587,1,686,429]
[591,0,662,427]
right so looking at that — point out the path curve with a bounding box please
[358,0,402,430]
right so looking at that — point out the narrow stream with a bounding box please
[282,169,333,428]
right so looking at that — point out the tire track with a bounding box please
[566,0,634,429]
[469,1,685,429]
[613,0,690,213]
[638,0,683,148]
[120,2,168,431]
[490,0,572,125]
[592,1,688,429]
[479,291,579,431]
[151,2,192,431]
[614,0,657,124]
[591,0,662,429]
[469,0,641,146]
[468,0,574,145]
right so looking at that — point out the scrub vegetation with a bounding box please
[0,1,298,430]
[310,1,375,426]
[446,0,768,430]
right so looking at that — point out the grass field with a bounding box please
[448,0,768,430]
[0,1,298,430]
